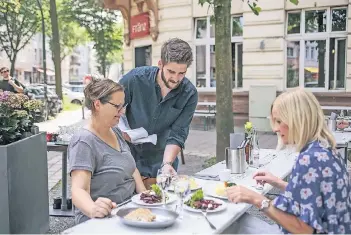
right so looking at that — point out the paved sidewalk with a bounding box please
[36,108,91,133]
[40,109,91,190]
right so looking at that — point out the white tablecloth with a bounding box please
[63,149,298,234]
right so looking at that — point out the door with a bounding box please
[135,46,152,67]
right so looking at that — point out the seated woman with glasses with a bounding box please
[226,88,351,234]
[68,77,146,224]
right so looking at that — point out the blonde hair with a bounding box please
[270,88,336,152]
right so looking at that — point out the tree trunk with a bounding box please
[49,0,63,99]
[214,0,233,162]
[10,52,17,78]
[101,58,106,78]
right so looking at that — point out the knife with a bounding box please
[109,198,132,217]
[193,174,220,181]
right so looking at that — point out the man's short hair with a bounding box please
[161,38,193,67]
[0,67,8,72]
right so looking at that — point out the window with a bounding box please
[286,8,347,90]
[287,47,294,57]
[194,16,243,88]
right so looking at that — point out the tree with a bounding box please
[49,0,63,99]
[47,0,88,99]
[62,0,123,77]
[198,0,299,162]
[0,0,40,77]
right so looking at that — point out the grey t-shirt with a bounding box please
[68,127,136,224]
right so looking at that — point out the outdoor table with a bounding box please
[321,106,351,111]
[197,101,216,113]
[333,131,351,164]
[63,148,298,234]
[47,142,74,217]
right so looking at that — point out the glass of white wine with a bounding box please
[156,168,172,208]
[174,175,190,219]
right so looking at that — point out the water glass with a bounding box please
[156,169,172,208]
[173,175,190,219]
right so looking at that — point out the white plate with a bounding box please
[168,184,202,192]
[131,193,177,206]
[204,190,228,200]
[183,197,227,213]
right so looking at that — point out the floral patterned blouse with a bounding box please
[273,140,351,234]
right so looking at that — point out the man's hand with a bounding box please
[122,132,131,142]
[162,163,176,176]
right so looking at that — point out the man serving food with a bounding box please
[119,38,198,188]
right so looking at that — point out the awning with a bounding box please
[304,67,319,73]
[37,68,55,76]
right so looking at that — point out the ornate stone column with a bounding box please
[102,0,131,46]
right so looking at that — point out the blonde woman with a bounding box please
[226,88,351,234]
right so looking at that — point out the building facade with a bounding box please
[103,0,351,124]
[0,33,56,85]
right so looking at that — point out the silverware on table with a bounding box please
[109,198,132,217]
[201,208,216,230]
[193,174,220,181]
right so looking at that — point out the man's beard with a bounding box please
[161,67,180,90]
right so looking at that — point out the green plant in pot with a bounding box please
[0,91,43,145]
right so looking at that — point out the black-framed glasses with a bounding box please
[107,102,128,112]
[1,70,9,73]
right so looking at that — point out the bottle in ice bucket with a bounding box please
[244,122,253,165]
[251,129,260,168]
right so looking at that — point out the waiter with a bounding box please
[119,38,198,187]
[0,67,24,93]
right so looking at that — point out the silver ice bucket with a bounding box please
[225,147,246,174]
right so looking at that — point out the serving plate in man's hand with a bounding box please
[116,207,179,229]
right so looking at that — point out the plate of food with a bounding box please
[205,182,236,200]
[131,184,177,206]
[184,189,227,213]
[168,177,201,192]
[117,207,179,229]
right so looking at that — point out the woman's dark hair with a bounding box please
[84,76,124,112]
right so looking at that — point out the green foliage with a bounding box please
[45,0,89,62]
[198,0,299,16]
[0,91,43,145]
[202,156,217,168]
[62,0,123,77]
[0,0,40,75]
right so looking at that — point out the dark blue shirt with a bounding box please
[119,66,198,177]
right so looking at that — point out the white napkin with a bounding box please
[118,115,157,145]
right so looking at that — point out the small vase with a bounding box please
[31,125,39,134]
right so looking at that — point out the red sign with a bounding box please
[130,13,150,39]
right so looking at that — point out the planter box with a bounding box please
[0,132,49,234]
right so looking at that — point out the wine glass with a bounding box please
[156,168,172,208]
[173,175,190,219]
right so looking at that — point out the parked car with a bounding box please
[62,87,85,105]
[25,85,63,122]
[63,84,85,93]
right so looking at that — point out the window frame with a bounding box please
[285,7,348,92]
[194,16,243,91]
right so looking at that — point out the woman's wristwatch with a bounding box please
[259,199,271,211]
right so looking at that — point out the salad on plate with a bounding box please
[184,189,222,210]
[139,184,169,204]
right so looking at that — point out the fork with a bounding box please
[201,208,216,230]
